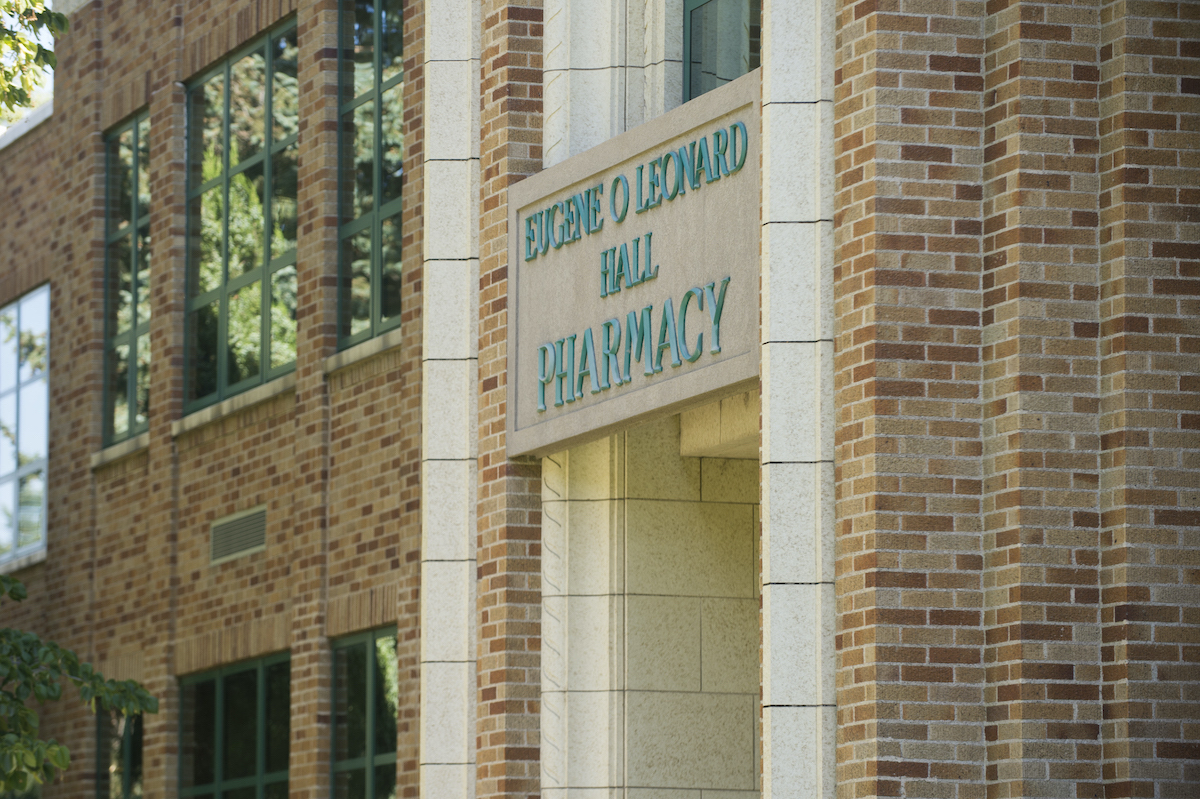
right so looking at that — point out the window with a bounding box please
[0,286,48,567]
[683,0,761,102]
[186,23,299,411]
[97,712,143,798]
[339,0,405,347]
[104,112,151,444]
[180,655,290,799]
[332,629,398,799]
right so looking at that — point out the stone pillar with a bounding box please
[761,0,837,795]
[421,0,480,795]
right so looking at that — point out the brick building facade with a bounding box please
[0,0,1195,798]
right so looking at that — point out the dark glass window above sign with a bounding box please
[185,21,299,412]
[338,0,405,348]
[684,0,761,102]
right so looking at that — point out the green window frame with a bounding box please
[185,21,299,412]
[0,286,48,567]
[179,654,290,799]
[104,112,151,445]
[97,712,143,798]
[332,628,398,798]
[683,0,761,102]
[338,0,405,348]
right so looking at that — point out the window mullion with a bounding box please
[257,662,267,799]
[214,677,226,799]
[365,636,376,797]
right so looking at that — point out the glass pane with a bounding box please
[228,160,267,277]
[136,228,151,327]
[379,83,403,206]
[19,288,49,381]
[374,762,397,799]
[109,129,134,232]
[187,300,219,403]
[0,394,15,475]
[194,72,225,179]
[380,0,403,83]
[348,0,376,100]
[265,659,290,773]
[230,49,267,165]
[270,266,297,370]
[108,343,130,442]
[137,117,151,222]
[18,378,47,463]
[223,668,258,780]
[227,280,262,386]
[273,29,299,142]
[0,481,12,556]
[107,235,133,334]
[373,635,399,756]
[334,768,366,799]
[17,470,43,548]
[689,0,758,99]
[0,309,16,393]
[98,711,120,799]
[334,642,367,762]
[181,680,216,787]
[379,217,402,324]
[192,186,224,296]
[265,780,289,799]
[271,144,298,259]
[342,230,372,338]
[344,101,375,218]
[135,332,150,430]
[225,788,255,799]
[126,713,144,798]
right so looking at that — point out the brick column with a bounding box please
[476,4,543,799]
[834,0,988,796]
[979,2,1105,796]
[1098,1,1200,793]
[287,1,342,797]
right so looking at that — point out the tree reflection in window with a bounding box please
[0,285,49,564]
[338,0,405,348]
[104,111,151,444]
[186,22,298,410]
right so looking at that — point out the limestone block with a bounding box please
[627,595,701,691]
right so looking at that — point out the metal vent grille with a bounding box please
[210,508,266,563]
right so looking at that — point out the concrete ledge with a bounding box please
[323,327,406,375]
[90,431,150,470]
[0,547,47,576]
[0,100,52,152]
[172,372,297,438]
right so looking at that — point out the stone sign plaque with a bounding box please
[507,72,760,456]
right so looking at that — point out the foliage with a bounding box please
[0,575,157,793]
[0,1,67,114]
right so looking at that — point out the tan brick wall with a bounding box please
[1098,1,1200,795]
[0,1,427,797]
[476,3,543,798]
[834,0,988,795]
[835,0,1197,797]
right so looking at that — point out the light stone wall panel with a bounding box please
[420,0,480,791]
[759,0,837,796]
[542,415,760,795]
